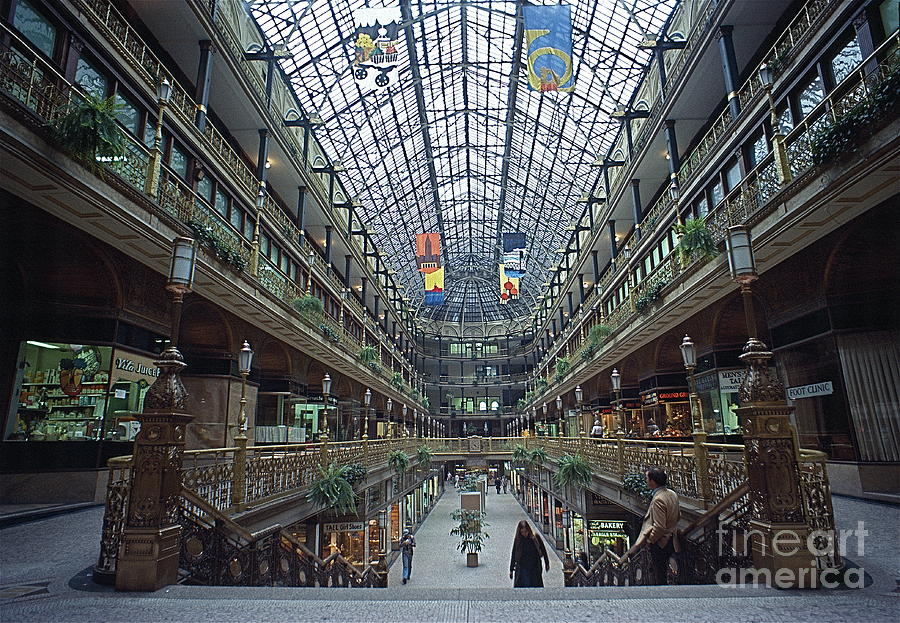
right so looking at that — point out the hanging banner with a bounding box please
[416,233,444,306]
[499,264,520,304]
[523,4,575,93]
[502,232,527,278]
[352,6,402,91]
[424,267,445,306]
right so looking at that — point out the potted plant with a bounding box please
[535,377,549,393]
[449,508,490,567]
[293,294,324,319]
[587,324,613,346]
[52,93,125,168]
[307,462,359,514]
[343,462,367,489]
[421,395,430,410]
[554,453,592,489]
[390,372,405,390]
[674,218,718,265]
[358,345,379,365]
[388,450,410,474]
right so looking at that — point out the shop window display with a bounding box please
[6,341,159,442]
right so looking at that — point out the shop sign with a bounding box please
[694,373,718,393]
[718,369,746,392]
[787,381,833,400]
[590,520,626,530]
[323,522,365,532]
[306,393,338,406]
[642,391,688,405]
[111,350,160,383]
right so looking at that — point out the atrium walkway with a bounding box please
[387,484,564,588]
[0,495,897,622]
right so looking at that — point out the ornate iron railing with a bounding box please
[178,488,386,587]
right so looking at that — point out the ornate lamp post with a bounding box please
[726,225,813,584]
[401,404,408,438]
[679,334,705,436]
[320,373,332,442]
[574,385,584,437]
[611,368,623,434]
[386,397,393,438]
[116,237,195,590]
[236,341,253,437]
[555,395,564,437]
[542,402,548,436]
[758,64,792,185]
[363,387,371,440]
[144,78,171,198]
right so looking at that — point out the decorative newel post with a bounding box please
[116,237,196,591]
[726,226,814,587]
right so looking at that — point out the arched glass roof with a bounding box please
[249,0,678,323]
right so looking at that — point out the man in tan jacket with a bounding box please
[632,467,680,584]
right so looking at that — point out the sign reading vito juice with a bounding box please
[111,349,160,384]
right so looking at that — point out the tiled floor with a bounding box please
[387,486,563,589]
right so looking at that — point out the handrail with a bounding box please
[679,481,750,539]
[181,486,253,541]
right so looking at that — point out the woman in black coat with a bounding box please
[509,520,550,587]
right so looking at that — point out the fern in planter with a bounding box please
[390,372,405,390]
[535,377,549,393]
[388,450,410,474]
[421,396,430,410]
[622,472,652,504]
[554,453,593,489]
[512,444,529,466]
[674,218,718,264]
[416,445,433,467]
[52,93,125,168]
[527,447,548,465]
[293,294,324,319]
[358,345,379,365]
[307,462,359,515]
[587,324,613,346]
[554,357,571,382]
[410,389,420,400]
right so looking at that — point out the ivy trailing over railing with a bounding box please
[635,280,668,314]
[343,463,367,489]
[185,219,247,271]
[622,472,652,504]
[811,63,900,166]
[319,323,341,344]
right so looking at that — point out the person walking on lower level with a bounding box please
[400,529,416,584]
[510,520,549,587]
[495,475,502,494]
[502,475,508,494]
[629,467,680,585]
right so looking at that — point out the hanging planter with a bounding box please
[416,445,433,468]
[554,453,592,489]
[51,93,125,169]
[293,294,324,319]
[307,462,359,515]
[388,450,410,474]
[554,357,570,382]
[674,218,718,265]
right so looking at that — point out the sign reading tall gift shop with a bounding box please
[351,6,402,91]
[416,233,444,305]
[524,4,575,92]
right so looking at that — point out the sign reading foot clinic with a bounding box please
[787,381,833,400]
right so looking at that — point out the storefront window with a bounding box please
[587,519,629,559]
[829,34,863,85]
[7,342,156,442]
[641,391,691,437]
[321,522,366,568]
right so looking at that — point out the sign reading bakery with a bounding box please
[111,349,160,384]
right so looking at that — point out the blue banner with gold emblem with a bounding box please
[523,4,575,93]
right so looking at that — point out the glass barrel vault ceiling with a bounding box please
[249,0,678,324]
